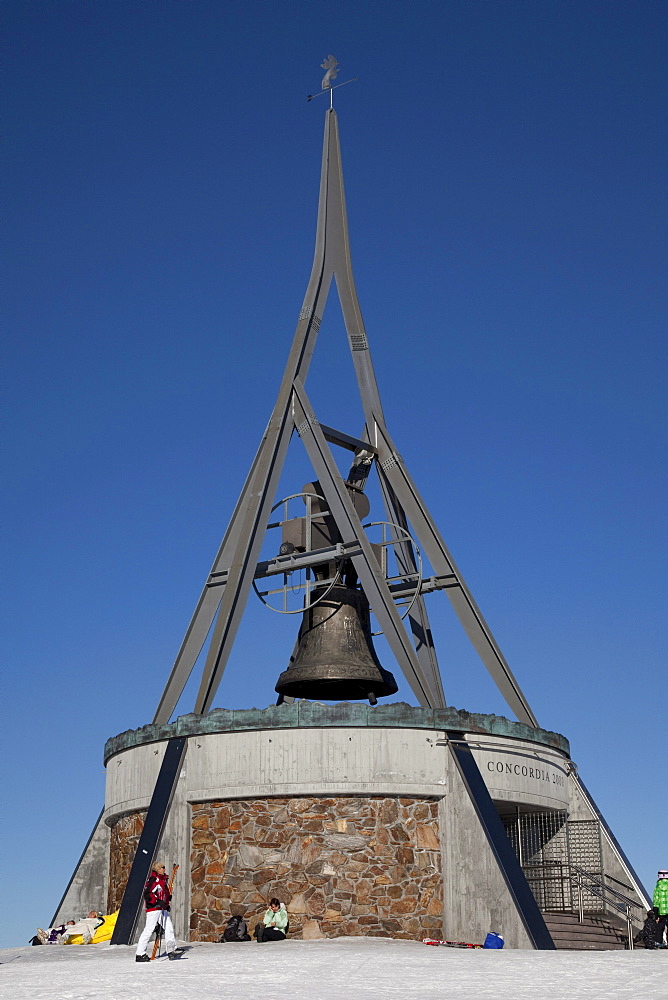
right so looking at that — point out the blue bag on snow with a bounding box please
[483,932,504,949]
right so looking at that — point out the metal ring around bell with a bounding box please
[252,564,343,615]
[362,521,423,636]
[252,491,343,614]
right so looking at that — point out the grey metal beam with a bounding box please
[570,773,651,907]
[320,423,378,455]
[202,564,456,598]
[376,471,446,707]
[110,737,188,945]
[155,109,354,722]
[292,380,435,707]
[154,108,357,720]
[318,111,385,428]
[313,109,445,707]
[255,541,362,578]
[152,434,269,724]
[388,574,456,599]
[317,109,444,706]
[196,543,361,589]
[49,807,105,927]
[191,111,360,715]
[374,418,538,728]
[193,411,296,714]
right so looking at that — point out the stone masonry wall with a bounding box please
[190,796,442,941]
[107,811,146,913]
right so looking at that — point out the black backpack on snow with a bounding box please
[221,915,250,942]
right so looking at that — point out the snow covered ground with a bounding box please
[0,938,665,1000]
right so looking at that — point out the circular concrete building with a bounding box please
[103,703,572,947]
[55,703,647,949]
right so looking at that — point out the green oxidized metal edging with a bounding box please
[104,702,569,764]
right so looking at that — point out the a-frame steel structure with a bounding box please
[154,107,538,729]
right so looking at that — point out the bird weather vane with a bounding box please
[321,54,339,89]
[307,55,357,105]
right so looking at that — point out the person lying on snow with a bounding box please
[58,911,105,944]
[33,910,120,946]
[33,921,76,944]
[34,912,103,946]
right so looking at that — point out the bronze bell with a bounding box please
[275,584,398,704]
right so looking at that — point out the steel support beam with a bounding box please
[320,422,378,455]
[376,472,446,706]
[153,110,340,722]
[152,434,269,724]
[318,110,445,706]
[110,737,187,946]
[375,419,538,727]
[570,773,651,907]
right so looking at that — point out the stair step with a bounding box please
[549,931,626,943]
[547,921,623,934]
[549,928,622,938]
[550,939,627,951]
[543,912,629,951]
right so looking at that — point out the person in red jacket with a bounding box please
[135,862,177,962]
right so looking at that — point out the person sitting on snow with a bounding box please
[634,908,662,949]
[254,898,288,942]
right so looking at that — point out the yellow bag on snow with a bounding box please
[65,911,119,945]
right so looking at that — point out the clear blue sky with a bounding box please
[2,1,666,949]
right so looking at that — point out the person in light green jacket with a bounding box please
[653,870,668,945]
[653,871,668,914]
[255,897,288,942]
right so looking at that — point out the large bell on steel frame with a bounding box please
[275,584,398,704]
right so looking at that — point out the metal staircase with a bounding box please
[524,862,644,950]
[499,808,647,950]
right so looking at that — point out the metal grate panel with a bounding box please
[567,820,603,911]
[501,810,605,914]
[502,810,569,911]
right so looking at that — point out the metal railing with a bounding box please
[523,861,644,950]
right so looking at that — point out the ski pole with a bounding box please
[150,917,162,961]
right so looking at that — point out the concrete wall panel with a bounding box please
[52,813,109,925]
[185,728,448,803]
[104,741,167,821]
[468,737,570,811]
[155,759,190,940]
[440,759,533,949]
